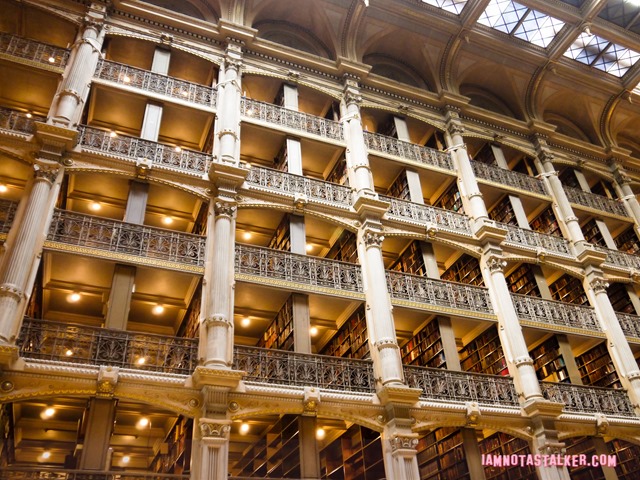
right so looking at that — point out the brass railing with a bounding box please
[540,382,635,416]
[564,186,627,217]
[511,293,600,332]
[94,59,217,107]
[0,107,44,134]
[617,312,640,339]
[0,32,69,68]
[471,161,547,195]
[382,195,471,234]
[78,126,212,176]
[596,245,640,270]
[17,318,198,375]
[47,210,206,267]
[0,198,18,234]
[363,131,453,170]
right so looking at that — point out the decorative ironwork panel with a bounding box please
[0,107,44,134]
[503,224,571,255]
[235,244,363,293]
[245,166,353,207]
[363,131,453,171]
[0,33,69,68]
[471,161,547,195]
[0,198,18,235]
[233,345,375,393]
[94,59,217,107]
[564,186,627,217]
[596,246,640,270]
[241,98,344,141]
[404,365,519,406]
[382,195,471,234]
[47,210,206,267]
[617,313,640,339]
[17,318,198,375]
[540,382,634,416]
[78,126,212,175]
[386,271,493,315]
[511,293,600,331]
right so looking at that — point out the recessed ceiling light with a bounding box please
[123,75,131,83]
[67,292,81,303]
[89,201,101,211]
[316,428,326,440]
[306,243,313,252]
[241,317,251,327]
[122,455,130,464]
[174,146,182,152]
[152,305,165,315]
[137,417,150,428]
[243,232,252,240]
[136,357,146,365]
[48,56,55,63]
[65,349,73,357]
[310,326,319,336]
[25,112,32,119]
[162,216,173,225]
[240,423,250,434]
[109,131,117,138]
[43,407,55,418]
[42,451,51,459]
[0,185,7,193]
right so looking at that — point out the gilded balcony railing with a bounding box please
[0,32,69,68]
[17,318,198,375]
[47,210,206,267]
[0,198,18,235]
[245,166,353,207]
[502,224,571,256]
[511,293,600,332]
[381,195,471,234]
[94,59,217,107]
[387,270,493,316]
[363,131,453,171]
[471,161,547,196]
[78,126,212,175]
[595,246,640,270]
[404,365,519,406]
[0,107,44,134]
[617,312,640,339]
[240,98,344,141]
[235,244,363,293]
[233,345,375,393]
[0,468,190,480]
[540,382,635,417]
[564,186,627,217]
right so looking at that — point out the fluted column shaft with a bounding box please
[214,41,242,166]
[0,165,62,344]
[611,162,640,236]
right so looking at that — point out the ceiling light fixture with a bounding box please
[89,201,102,211]
[174,146,182,152]
[26,112,32,118]
[241,317,251,327]
[48,56,56,63]
[67,292,81,303]
[43,407,56,418]
[122,455,130,464]
[239,423,250,434]
[152,305,165,315]
[123,75,131,83]
[136,357,146,365]
[42,451,52,459]
[242,232,252,240]
[109,131,117,138]
[310,326,319,336]
[65,349,74,357]
[137,417,150,429]
[162,216,174,225]
[316,428,326,440]
[306,243,313,252]
[0,185,7,193]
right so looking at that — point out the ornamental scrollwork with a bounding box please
[446,121,465,137]
[200,421,231,439]
[33,165,60,184]
[362,231,384,248]
[390,435,419,452]
[589,278,609,294]
[214,201,237,218]
[485,255,506,273]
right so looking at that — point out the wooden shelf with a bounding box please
[564,437,604,480]
[529,207,561,237]
[529,336,569,383]
[576,343,621,389]
[417,428,469,480]
[608,439,640,479]
[257,296,294,351]
[549,274,588,306]
[326,230,358,264]
[506,264,540,297]
[581,218,606,247]
[488,196,517,226]
[268,214,291,252]
[326,155,349,186]
[386,170,411,201]
[473,143,496,165]
[400,319,446,368]
[390,240,427,276]
[479,432,537,480]
[321,305,369,359]
[441,254,484,287]
[177,280,201,338]
[319,425,385,480]
[434,183,464,214]
[150,416,192,474]
[459,325,507,376]
[615,226,640,255]
[608,282,635,314]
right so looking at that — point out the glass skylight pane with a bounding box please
[514,10,565,47]
[478,0,527,31]
[563,33,640,77]
[563,33,607,65]
[421,0,468,14]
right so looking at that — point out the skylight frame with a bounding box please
[563,31,640,78]
[420,0,469,15]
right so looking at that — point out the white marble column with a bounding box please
[194,420,231,480]
[77,398,117,470]
[0,164,62,345]
[49,3,107,127]
[610,161,640,237]
[382,432,420,480]
[213,41,243,166]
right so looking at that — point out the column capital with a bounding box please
[224,39,244,70]
[587,277,610,294]
[389,435,419,453]
[213,200,237,218]
[341,75,362,107]
[33,163,61,184]
[362,230,384,248]
[199,419,231,439]
[444,108,465,136]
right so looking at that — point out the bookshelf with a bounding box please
[268,215,291,252]
[529,207,561,236]
[488,196,517,226]
[177,280,201,338]
[590,178,615,199]
[549,274,588,306]
[558,168,580,189]
[416,428,469,480]
[511,157,536,177]
[506,264,540,297]
[319,424,384,480]
[425,130,445,151]
[615,226,640,254]
[479,432,537,480]
[608,439,640,479]
[400,319,446,368]
[320,305,369,359]
[233,414,300,478]
[326,156,349,186]
[528,336,569,383]
[434,183,464,214]
[576,343,621,389]
[151,416,193,474]
[441,254,484,287]
[582,218,606,247]
[390,241,427,276]
[257,296,294,351]
[273,141,288,171]
[459,325,508,376]
[474,143,495,165]
[378,116,398,138]
[326,230,358,264]
[387,170,411,201]
[607,282,635,314]
[564,437,605,480]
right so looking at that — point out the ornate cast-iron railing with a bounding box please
[564,186,627,217]
[235,243,363,293]
[404,365,519,406]
[511,293,600,332]
[381,195,472,234]
[233,345,375,393]
[0,198,18,235]
[0,468,190,480]
[78,126,212,175]
[17,318,198,375]
[245,166,353,207]
[540,382,635,417]
[503,224,571,256]
[240,98,344,141]
[0,32,69,68]
[363,131,453,171]
[387,270,493,315]
[617,312,640,339]
[48,210,206,267]
[94,59,217,107]
[595,246,640,270]
[471,161,547,196]
[0,107,44,134]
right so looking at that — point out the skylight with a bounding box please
[563,32,640,77]
[420,0,468,15]
[477,0,565,48]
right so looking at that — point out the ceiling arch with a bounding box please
[253,20,334,59]
[138,0,219,22]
